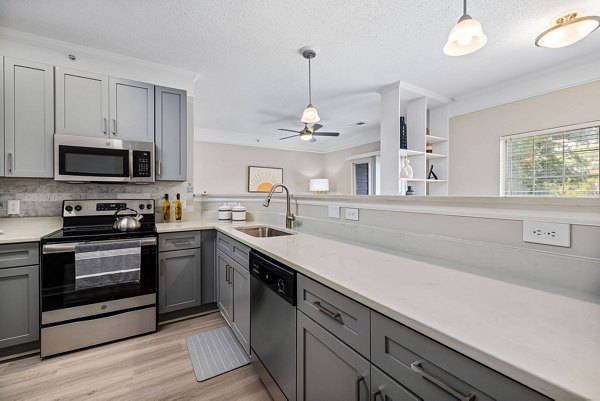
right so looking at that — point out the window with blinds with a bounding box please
[500,125,600,197]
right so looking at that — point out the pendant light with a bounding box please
[300,47,320,124]
[535,12,600,48]
[443,0,487,56]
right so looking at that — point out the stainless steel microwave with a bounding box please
[54,134,154,183]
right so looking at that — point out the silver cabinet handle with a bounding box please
[313,301,343,324]
[355,375,365,401]
[112,118,117,135]
[7,153,13,173]
[171,239,192,246]
[103,117,107,134]
[156,160,162,176]
[228,265,233,284]
[410,361,475,401]
[225,264,230,283]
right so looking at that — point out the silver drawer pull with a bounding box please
[313,301,343,324]
[410,361,475,401]
[171,240,193,246]
[355,375,365,401]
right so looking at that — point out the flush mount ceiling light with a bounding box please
[443,0,487,56]
[300,46,320,123]
[535,12,600,48]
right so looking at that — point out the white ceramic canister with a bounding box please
[232,203,247,223]
[218,203,232,222]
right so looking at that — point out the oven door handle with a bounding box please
[43,237,157,254]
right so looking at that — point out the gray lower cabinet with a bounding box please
[217,250,233,324]
[158,247,202,314]
[0,243,40,349]
[230,261,250,353]
[155,85,187,181]
[297,310,370,401]
[371,366,420,401]
[4,57,54,178]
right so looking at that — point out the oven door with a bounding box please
[41,237,157,313]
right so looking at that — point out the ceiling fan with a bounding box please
[278,123,340,142]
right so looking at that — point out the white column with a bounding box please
[378,83,400,195]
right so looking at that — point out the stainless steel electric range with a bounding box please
[40,199,158,357]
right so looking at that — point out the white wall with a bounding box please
[323,142,380,194]
[193,142,325,194]
[449,80,600,196]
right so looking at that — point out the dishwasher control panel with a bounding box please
[250,251,296,305]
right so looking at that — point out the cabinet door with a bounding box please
[217,251,233,324]
[4,58,54,177]
[158,248,201,314]
[55,67,109,137]
[297,311,370,401]
[0,265,39,348]
[155,86,187,181]
[371,366,421,401]
[0,57,4,176]
[231,262,250,354]
[109,77,154,141]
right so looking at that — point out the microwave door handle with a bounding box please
[129,148,134,179]
[112,118,117,135]
[103,117,107,135]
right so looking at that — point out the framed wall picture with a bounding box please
[248,166,283,193]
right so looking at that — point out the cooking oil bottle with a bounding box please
[175,194,183,222]
[162,194,171,222]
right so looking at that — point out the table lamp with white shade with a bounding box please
[309,178,329,194]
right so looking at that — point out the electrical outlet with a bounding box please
[523,221,570,247]
[8,200,20,215]
[328,206,340,219]
[345,208,359,221]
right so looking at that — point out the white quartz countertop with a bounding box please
[0,217,63,244]
[157,220,600,401]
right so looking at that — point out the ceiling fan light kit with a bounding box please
[300,46,321,123]
[444,0,487,56]
[535,12,600,48]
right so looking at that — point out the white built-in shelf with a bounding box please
[402,178,426,182]
[425,135,448,144]
[401,149,425,157]
[425,152,447,160]
[427,179,448,183]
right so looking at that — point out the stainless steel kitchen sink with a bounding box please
[235,226,294,238]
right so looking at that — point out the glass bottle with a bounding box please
[162,194,171,222]
[175,194,183,222]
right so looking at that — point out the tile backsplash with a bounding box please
[0,178,194,217]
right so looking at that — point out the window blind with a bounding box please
[500,126,600,197]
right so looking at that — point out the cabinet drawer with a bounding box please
[0,243,39,269]
[217,232,250,268]
[371,311,551,401]
[159,231,201,252]
[371,366,420,401]
[297,274,370,358]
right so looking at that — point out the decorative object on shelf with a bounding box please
[248,166,283,193]
[400,159,414,179]
[406,186,415,195]
[278,123,339,142]
[427,165,438,180]
[426,142,433,153]
[300,46,321,123]
[535,12,599,48]
[400,117,408,150]
[444,0,487,56]
[218,203,232,222]
[309,178,330,194]
[232,203,247,223]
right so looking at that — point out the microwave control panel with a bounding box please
[133,151,152,177]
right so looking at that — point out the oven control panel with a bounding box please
[63,199,155,217]
[133,151,152,178]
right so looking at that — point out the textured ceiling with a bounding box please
[1,0,600,151]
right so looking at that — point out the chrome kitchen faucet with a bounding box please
[263,184,295,229]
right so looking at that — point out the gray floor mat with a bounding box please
[186,326,250,382]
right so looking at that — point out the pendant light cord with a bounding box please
[308,56,312,104]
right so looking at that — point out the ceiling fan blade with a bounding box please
[313,132,340,137]
[309,137,317,143]
[278,128,301,133]
[311,123,323,132]
[279,135,299,140]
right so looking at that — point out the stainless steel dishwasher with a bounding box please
[250,250,297,401]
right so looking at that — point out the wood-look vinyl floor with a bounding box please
[0,312,272,401]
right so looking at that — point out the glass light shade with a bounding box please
[535,16,600,48]
[299,131,313,141]
[301,104,320,123]
[309,178,329,192]
[443,17,487,56]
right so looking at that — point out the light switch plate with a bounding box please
[523,220,570,247]
[8,200,20,215]
[328,206,340,219]
[345,208,359,221]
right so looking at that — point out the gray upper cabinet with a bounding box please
[4,57,54,178]
[158,248,202,314]
[55,67,109,137]
[0,56,4,176]
[155,86,187,181]
[297,310,371,401]
[109,77,154,142]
